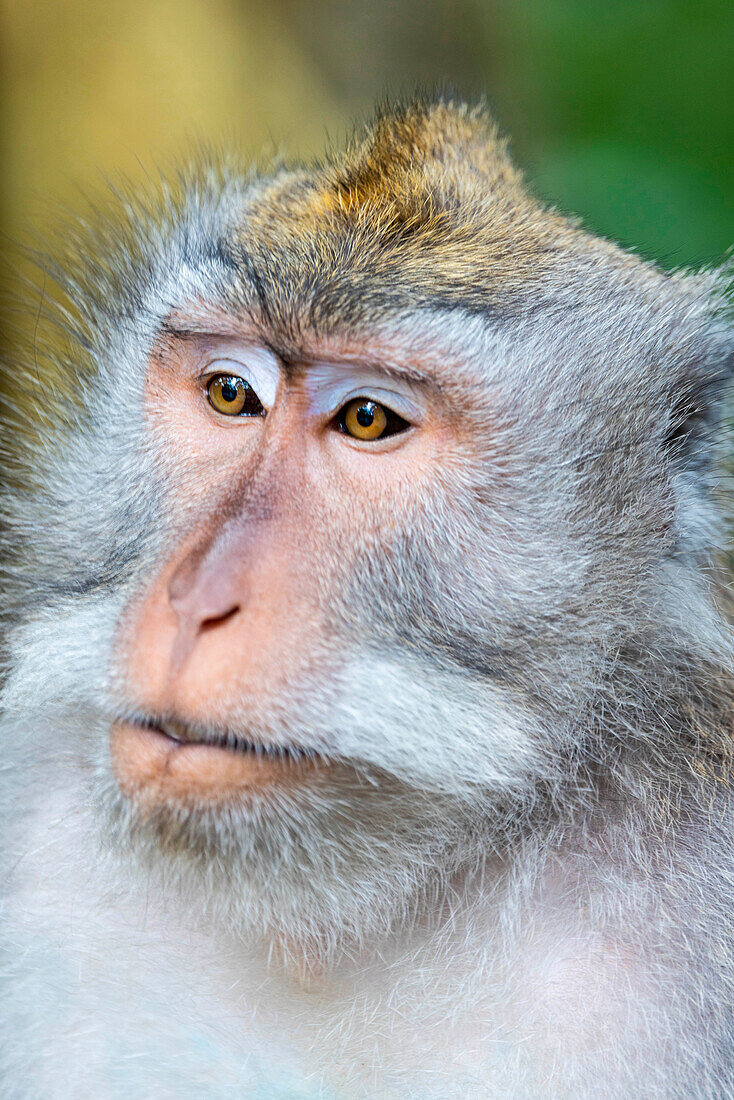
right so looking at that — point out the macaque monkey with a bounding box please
[1,97,733,1098]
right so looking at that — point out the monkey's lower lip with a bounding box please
[110,720,327,805]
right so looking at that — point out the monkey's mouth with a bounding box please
[109,717,330,806]
[148,717,314,761]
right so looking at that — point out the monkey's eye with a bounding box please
[206,374,265,417]
[337,398,409,441]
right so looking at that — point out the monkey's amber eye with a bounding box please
[337,398,409,441]
[206,374,265,417]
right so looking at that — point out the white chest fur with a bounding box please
[2,787,670,1100]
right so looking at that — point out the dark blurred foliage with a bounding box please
[486,0,734,268]
[271,0,489,108]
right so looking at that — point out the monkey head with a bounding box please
[3,100,732,948]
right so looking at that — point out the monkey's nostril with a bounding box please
[199,605,240,633]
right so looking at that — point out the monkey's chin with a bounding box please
[110,720,328,809]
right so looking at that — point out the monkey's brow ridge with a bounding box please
[159,321,446,391]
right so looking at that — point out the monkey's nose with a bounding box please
[170,587,242,637]
[168,553,243,638]
[167,576,242,676]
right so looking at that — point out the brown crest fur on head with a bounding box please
[222,95,661,345]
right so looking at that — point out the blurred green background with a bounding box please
[1,0,732,273]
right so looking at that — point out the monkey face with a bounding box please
[108,314,545,853]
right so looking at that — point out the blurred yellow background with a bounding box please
[2,0,733,274]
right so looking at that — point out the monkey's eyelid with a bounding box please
[201,355,280,408]
[312,386,423,424]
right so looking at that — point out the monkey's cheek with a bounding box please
[109,721,322,809]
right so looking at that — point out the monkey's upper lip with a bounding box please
[145,717,316,761]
